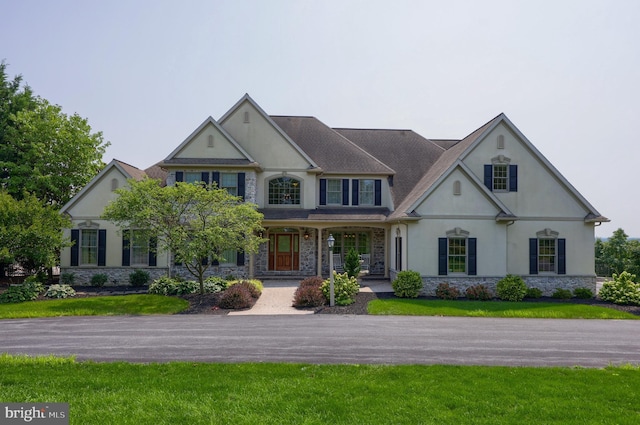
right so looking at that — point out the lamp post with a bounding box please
[328,233,335,307]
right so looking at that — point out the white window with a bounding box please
[492,164,508,191]
[131,230,150,265]
[220,249,236,265]
[359,179,375,206]
[327,179,342,205]
[448,238,467,273]
[538,239,556,273]
[220,173,238,196]
[185,172,202,184]
[80,229,98,265]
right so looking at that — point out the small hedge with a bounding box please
[45,284,76,299]
[321,272,359,306]
[392,271,423,298]
[90,273,109,288]
[218,284,253,309]
[574,287,593,299]
[599,272,640,305]
[227,279,263,297]
[0,279,44,304]
[435,283,460,300]
[293,277,326,307]
[465,284,492,301]
[552,288,572,299]
[129,269,150,287]
[525,287,543,299]
[496,275,527,302]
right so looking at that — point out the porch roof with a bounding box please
[260,208,390,222]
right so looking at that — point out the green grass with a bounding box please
[368,298,640,319]
[0,295,188,319]
[0,354,638,424]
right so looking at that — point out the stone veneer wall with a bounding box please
[254,229,317,276]
[388,270,596,297]
[60,267,169,286]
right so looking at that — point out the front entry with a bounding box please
[269,233,300,271]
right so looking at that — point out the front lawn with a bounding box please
[0,295,188,319]
[0,354,638,424]
[367,298,640,319]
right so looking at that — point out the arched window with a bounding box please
[268,176,301,205]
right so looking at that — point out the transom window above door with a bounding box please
[269,176,301,205]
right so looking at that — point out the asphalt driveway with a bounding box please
[1,315,639,367]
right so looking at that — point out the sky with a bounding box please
[2,0,639,237]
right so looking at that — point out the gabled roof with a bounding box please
[161,116,256,165]
[60,160,147,214]
[271,116,395,175]
[219,94,320,170]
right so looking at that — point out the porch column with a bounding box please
[249,253,255,279]
[316,228,323,277]
[384,227,390,278]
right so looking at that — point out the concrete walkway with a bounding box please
[229,279,393,316]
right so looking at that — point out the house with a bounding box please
[60,94,608,295]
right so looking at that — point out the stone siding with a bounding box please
[60,267,169,286]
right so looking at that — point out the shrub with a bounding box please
[392,271,423,298]
[496,274,527,302]
[599,272,640,305]
[293,285,326,307]
[0,280,44,303]
[227,279,263,297]
[465,284,492,301]
[343,248,361,279]
[552,288,572,299]
[203,276,227,293]
[148,276,181,296]
[574,287,594,299]
[90,273,109,288]
[525,287,543,299]
[299,276,325,289]
[60,272,76,286]
[435,282,460,300]
[321,272,359,306]
[45,284,76,299]
[129,269,150,287]
[218,284,253,309]
[175,280,198,296]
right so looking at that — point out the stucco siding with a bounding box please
[174,122,246,159]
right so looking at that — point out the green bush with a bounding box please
[227,279,263,296]
[599,271,640,305]
[90,273,109,288]
[45,284,76,299]
[344,248,361,279]
[552,288,572,299]
[148,276,182,296]
[175,280,198,296]
[60,272,76,285]
[293,278,326,307]
[203,276,227,293]
[574,287,594,299]
[465,284,492,301]
[496,275,527,302]
[0,280,44,304]
[525,287,543,299]
[129,269,150,287]
[435,282,460,300]
[218,284,253,309]
[321,272,359,306]
[392,271,423,298]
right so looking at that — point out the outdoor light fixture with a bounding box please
[303,230,310,240]
[328,234,335,306]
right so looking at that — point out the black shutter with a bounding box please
[212,171,220,188]
[201,172,209,185]
[237,172,245,200]
[557,238,566,275]
[98,229,106,266]
[468,238,477,275]
[212,256,219,266]
[148,236,157,267]
[529,238,538,275]
[352,180,359,205]
[175,171,184,182]
[374,179,382,206]
[236,250,245,266]
[70,229,79,266]
[122,230,130,267]
[319,179,327,205]
[202,256,209,266]
[484,165,492,190]
[509,165,518,192]
[342,179,349,206]
[438,238,448,276]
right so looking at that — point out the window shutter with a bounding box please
[438,238,448,276]
[557,238,566,275]
[509,165,518,192]
[237,172,245,200]
[201,172,210,185]
[319,179,327,205]
[175,171,183,182]
[212,257,219,266]
[484,165,492,190]
[148,236,157,267]
[352,180,359,205]
[468,238,477,275]
[374,179,382,205]
[201,257,209,266]
[342,179,349,206]
[97,229,106,266]
[212,172,220,188]
[529,238,538,275]
[70,229,79,266]
[236,250,245,266]
[122,230,130,267]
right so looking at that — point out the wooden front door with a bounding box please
[269,233,300,271]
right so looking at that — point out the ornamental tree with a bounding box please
[102,178,265,294]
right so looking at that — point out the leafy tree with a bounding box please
[102,179,265,294]
[0,190,71,275]
[0,61,109,206]
[595,228,640,277]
